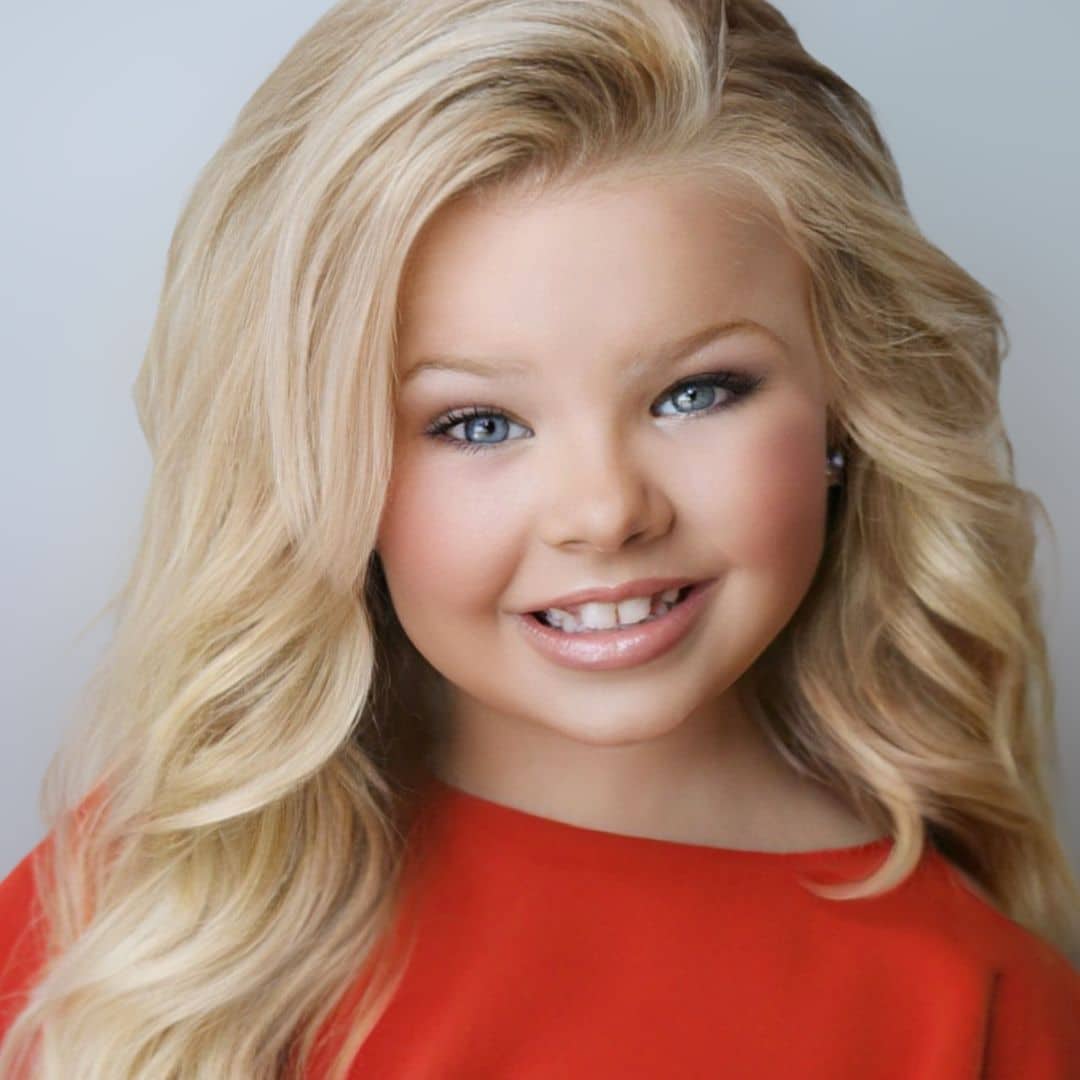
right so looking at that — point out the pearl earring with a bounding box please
[826,447,846,486]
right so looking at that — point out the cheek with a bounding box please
[714,416,828,574]
[376,454,516,617]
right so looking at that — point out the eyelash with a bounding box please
[422,370,767,455]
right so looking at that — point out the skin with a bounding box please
[375,170,881,850]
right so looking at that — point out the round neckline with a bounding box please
[416,771,896,867]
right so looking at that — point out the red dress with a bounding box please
[3,773,1079,1078]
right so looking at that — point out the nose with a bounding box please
[537,426,673,552]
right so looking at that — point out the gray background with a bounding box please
[2,0,1077,878]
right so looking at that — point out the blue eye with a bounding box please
[423,370,766,455]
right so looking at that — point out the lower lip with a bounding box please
[514,580,717,672]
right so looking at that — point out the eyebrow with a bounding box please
[399,319,786,385]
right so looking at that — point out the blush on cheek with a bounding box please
[379,469,516,622]
[721,422,828,571]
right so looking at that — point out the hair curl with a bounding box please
[3,0,1076,1075]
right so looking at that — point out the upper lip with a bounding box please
[520,576,706,614]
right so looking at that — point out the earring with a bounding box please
[826,447,846,487]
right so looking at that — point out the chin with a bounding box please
[534,707,691,748]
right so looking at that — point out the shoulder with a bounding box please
[982,923,1080,1078]
[0,832,53,950]
[927,852,1080,1078]
[0,833,54,1037]
[0,784,107,1037]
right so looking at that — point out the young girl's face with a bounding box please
[377,171,832,768]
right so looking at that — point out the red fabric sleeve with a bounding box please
[0,834,53,1047]
[984,933,1080,1078]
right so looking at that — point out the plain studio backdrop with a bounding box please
[1,0,1077,879]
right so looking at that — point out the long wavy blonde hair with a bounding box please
[3,0,1076,1075]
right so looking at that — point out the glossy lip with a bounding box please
[514,578,717,671]
[517,575,704,615]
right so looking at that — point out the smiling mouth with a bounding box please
[530,584,695,632]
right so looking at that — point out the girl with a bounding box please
[2,0,1078,1076]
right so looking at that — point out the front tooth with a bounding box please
[577,601,619,629]
[615,595,652,625]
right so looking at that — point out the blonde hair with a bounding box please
[3,0,1076,1075]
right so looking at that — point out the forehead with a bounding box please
[396,171,810,373]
